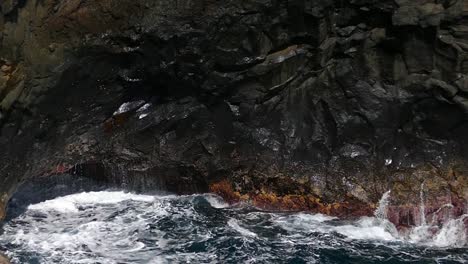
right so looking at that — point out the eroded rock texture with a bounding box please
[1,0,468,223]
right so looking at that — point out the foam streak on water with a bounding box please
[0,191,467,264]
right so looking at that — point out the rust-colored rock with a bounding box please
[0,193,7,221]
[210,179,375,218]
[0,253,9,264]
[1,0,468,224]
[209,180,243,204]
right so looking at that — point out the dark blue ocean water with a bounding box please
[0,188,466,264]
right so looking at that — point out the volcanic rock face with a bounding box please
[0,0,467,222]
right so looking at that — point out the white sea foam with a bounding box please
[334,224,396,241]
[407,225,433,243]
[3,192,173,263]
[274,213,337,232]
[432,215,467,248]
[28,191,155,213]
[0,191,466,264]
[333,217,397,241]
[228,219,258,237]
[204,194,229,209]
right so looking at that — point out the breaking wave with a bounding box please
[0,191,466,263]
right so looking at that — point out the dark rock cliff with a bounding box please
[0,0,467,224]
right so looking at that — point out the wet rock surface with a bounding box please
[0,253,9,264]
[0,0,467,225]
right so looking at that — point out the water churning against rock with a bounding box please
[374,190,391,220]
[419,182,427,226]
[371,188,467,249]
[0,190,466,263]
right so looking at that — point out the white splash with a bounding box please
[408,225,434,243]
[404,195,467,248]
[28,191,155,213]
[407,182,430,243]
[334,217,397,241]
[419,182,427,226]
[204,194,229,209]
[228,219,257,237]
[433,214,467,248]
[0,191,466,264]
[3,191,171,263]
[374,190,391,220]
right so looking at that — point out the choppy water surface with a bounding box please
[0,191,467,263]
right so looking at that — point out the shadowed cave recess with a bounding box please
[0,0,467,242]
